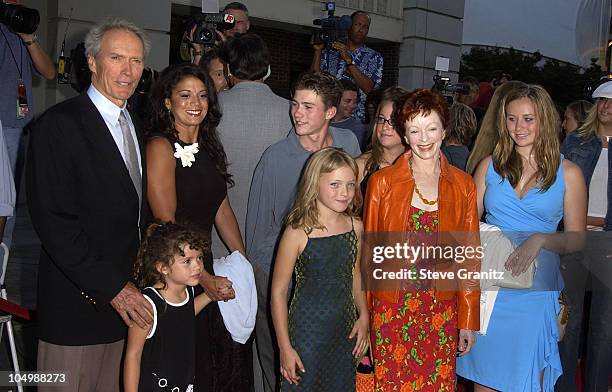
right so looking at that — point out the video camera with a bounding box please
[0,3,40,34]
[431,56,470,105]
[312,1,351,47]
[190,12,235,47]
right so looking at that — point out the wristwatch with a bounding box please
[23,34,38,46]
[346,58,354,67]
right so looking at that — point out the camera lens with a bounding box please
[0,4,40,34]
[320,31,330,43]
[199,28,214,44]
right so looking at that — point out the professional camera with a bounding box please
[191,12,235,47]
[0,3,40,34]
[312,1,351,47]
[431,56,469,105]
[432,74,470,96]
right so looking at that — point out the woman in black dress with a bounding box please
[146,63,251,391]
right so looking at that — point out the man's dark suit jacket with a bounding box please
[27,92,148,345]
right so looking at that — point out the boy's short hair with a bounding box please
[223,1,248,14]
[292,71,342,110]
[339,79,359,93]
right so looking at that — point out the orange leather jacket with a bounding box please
[363,151,480,331]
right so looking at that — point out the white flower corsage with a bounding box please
[174,142,199,167]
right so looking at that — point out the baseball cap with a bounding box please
[592,81,612,99]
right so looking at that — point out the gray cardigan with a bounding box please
[245,127,361,270]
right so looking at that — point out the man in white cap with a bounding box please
[558,80,612,391]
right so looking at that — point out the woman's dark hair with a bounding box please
[365,87,408,172]
[133,221,209,290]
[220,33,269,81]
[147,63,233,186]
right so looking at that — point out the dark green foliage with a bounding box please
[460,46,604,107]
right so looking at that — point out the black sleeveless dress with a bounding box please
[154,135,253,391]
[139,287,195,391]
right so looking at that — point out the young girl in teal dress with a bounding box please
[271,147,370,391]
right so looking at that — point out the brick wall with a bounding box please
[252,25,400,99]
[253,27,313,99]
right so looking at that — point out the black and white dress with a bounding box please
[139,287,195,392]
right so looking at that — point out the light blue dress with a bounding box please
[457,159,564,391]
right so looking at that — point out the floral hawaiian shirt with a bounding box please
[320,44,383,123]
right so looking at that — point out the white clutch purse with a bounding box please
[479,222,534,289]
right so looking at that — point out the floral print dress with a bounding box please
[371,206,458,391]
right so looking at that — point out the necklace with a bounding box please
[413,184,438,205]
[410,159,438,205]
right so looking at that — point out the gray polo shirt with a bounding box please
[245,127,360,270]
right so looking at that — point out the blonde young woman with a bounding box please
[562,100,592,135]
[456,84,586,391]
[356,87,408,196]
[466,81,527,175]
[558,83,612,390]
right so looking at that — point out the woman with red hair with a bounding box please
[363,89,480,390]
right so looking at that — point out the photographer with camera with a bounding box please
[222,2,250,38]
[190,2,250,65]
[311,10,382,124]
[1,0,55,249]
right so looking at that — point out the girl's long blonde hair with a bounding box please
[466,81,527,174]
[492,84,561,192]
[575,103,600,140]
[286,147,361,233]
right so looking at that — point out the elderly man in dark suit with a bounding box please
[27,18,152,390]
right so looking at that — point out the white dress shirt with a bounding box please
[87,84,142,175]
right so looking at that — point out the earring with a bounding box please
[404,136,409,145]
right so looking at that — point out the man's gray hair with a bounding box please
[84,17,151,58]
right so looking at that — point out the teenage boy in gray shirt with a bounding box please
[246,71,360,392]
